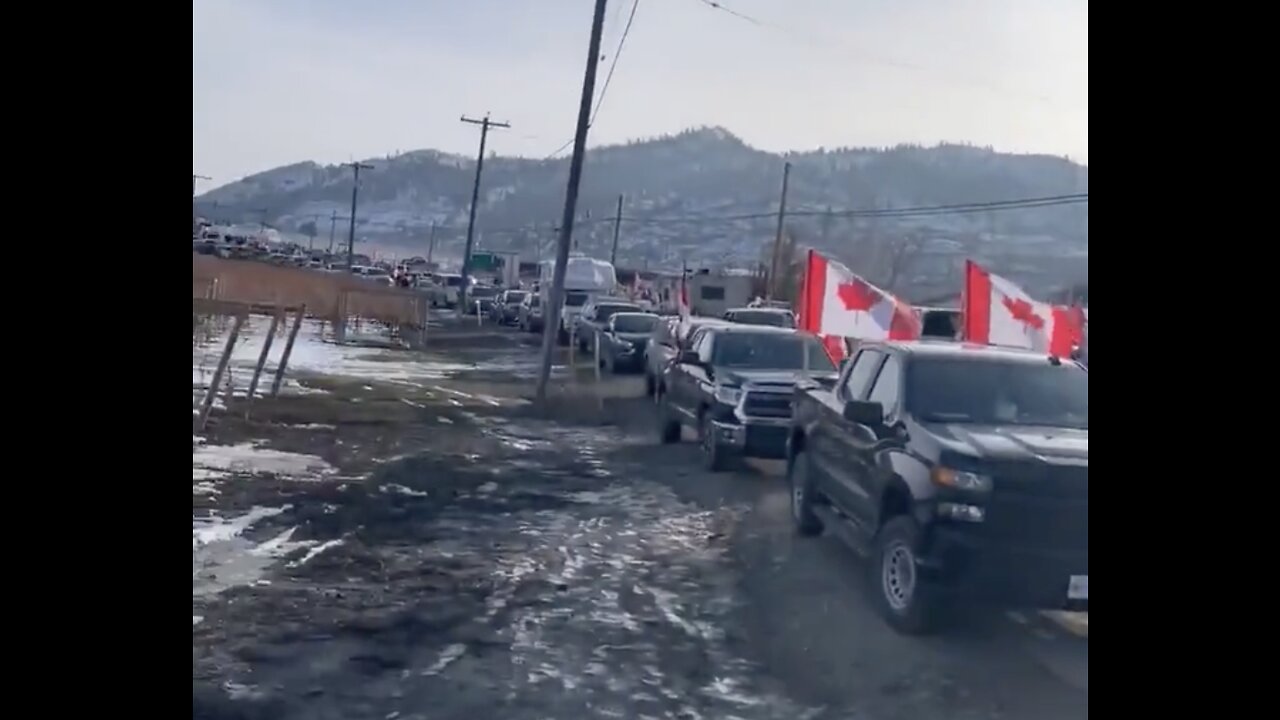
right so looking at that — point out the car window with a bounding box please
[597,304,640,322]
[840,350,884,401]
[613,314,659,333]
[682,327,706,351]
[866,356,902,417]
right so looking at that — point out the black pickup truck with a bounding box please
[657,325,838,470]
[788,341,1088,634]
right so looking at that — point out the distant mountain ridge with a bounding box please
[195,127,1087,298]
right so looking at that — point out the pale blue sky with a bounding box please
[192,0,1088,187]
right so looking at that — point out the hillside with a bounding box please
[195,127,1088,298]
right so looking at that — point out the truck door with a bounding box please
[813,349,883,532]
[839,354,905,531]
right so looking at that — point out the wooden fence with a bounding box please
[192,254,428,331]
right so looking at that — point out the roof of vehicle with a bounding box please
[704,324,801,336]
[611,311,659,318]
[866,340,1076,364]
[727,307,793,314]
[596,300,641,307]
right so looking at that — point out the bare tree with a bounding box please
[874,232,926,292]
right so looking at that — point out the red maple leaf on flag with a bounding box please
[837,279,882,311]
[1002,296,1044,330]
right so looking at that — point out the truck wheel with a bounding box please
[657,393,681,444]
[558,328,569,346]
[644,373,655,397]
[788,449,823,536]
[699,413,728,472]
[871,516,944,635]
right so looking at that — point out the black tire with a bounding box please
[645,373,655,397]
[558,327,569,346]
[699,412,728,472]
[657,393,681,444]
[870,516,945,635]
[788,449,823,536]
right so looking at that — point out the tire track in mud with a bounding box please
[406,415,818,720]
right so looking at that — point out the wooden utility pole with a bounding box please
[345,162,374,270]
[327,210,348,254]
[609,194,624,266]
[767,161,791,299]
[426,222,438,264]
[534,0,609,405]
[459,114,511,302]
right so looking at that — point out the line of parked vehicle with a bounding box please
[481,292,1090,637]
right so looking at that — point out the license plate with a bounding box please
[1067,575,1088,600]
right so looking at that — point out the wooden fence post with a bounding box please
[196,314,244,432]
[271,306,306,397]
[243,310,282,416]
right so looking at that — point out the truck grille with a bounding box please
[741,391,792,418]
[983,464,1088,552]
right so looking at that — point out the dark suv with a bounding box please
[657,325,837,470]
[789,341,1088,634]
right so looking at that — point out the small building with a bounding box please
[688,269,756,317]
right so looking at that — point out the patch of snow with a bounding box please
[193,442,334,481]
[193,506,288,549]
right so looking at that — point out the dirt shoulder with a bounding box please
[193,319,1086,720]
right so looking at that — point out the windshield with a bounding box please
[564,291,588,307]
[613,314,658,333]
[908,358,1088,429]
[712,333,836,372]
[444,276,463,287]
[597,304,640,322]
[730,310,794,328]
[505,291,527,303]
[471,287,498,298]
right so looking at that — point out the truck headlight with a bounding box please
[715,385,743,405]
[930,467,992,492]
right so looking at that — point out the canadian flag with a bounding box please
[962,260,1083,358]
[798,249,921,359]
[676,266,691,320]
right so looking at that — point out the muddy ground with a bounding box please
[192,317,1088,720]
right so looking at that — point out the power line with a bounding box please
[542,138,575,161]
[542,0,641,161]
[591,0,640,127]
[689,0,1061,107]
[607,193,1089,226]
[694,0,759,26]
[420,193,1087,237]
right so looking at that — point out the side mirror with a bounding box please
[678,350,700,365]
[842,400,884,425]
